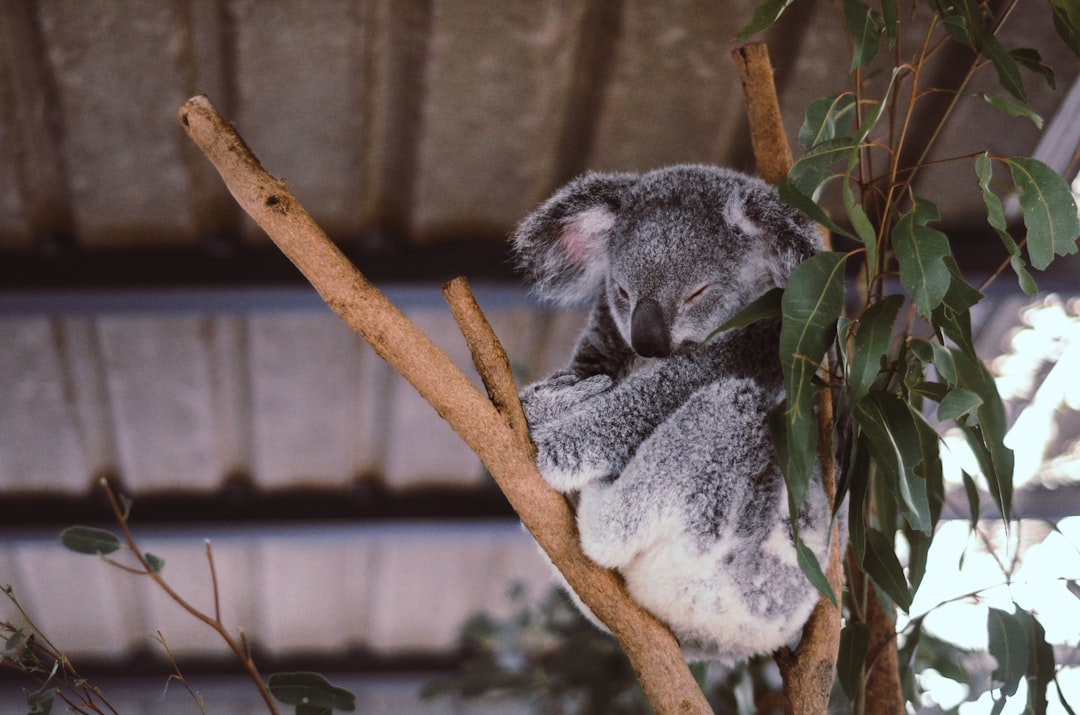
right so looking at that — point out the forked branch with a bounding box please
[178,95,711,715]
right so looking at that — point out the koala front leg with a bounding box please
[519,371,614,427]
[527,351,714,493]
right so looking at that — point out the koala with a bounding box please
[512,165,831,663]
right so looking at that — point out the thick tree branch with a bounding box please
[733,42,844,715]
[178,95,711,715]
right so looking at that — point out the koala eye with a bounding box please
[683,283,711,307]
[616,284,630,302]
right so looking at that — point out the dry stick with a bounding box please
[178,95,711,715]
[733,42,844,715]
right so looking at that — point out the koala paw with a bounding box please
[530,426,614,493]
[519,371,614,427]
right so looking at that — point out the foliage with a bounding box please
[424,583,796,715]
[1,481,356,715]
[738,0,1080,713]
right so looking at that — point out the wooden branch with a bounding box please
[732,42,794,187]
[733,42,844,715]
[178,95,711,715]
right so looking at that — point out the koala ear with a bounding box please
[725,184,823,290]
[512,171,638,305]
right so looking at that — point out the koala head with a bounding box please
[512,165,821,358]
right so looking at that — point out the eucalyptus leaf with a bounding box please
[144,552,166,574]
[1052,0,1080,56]
[788,137,861,198]
[1005,156,1080,270]
[736,0,794,40]
[777,177,851,238]
[799,93,857,151]
[846,438,871,564]
[1011,47,1055,89]
[848,295,903,404]
[988,608,1027,697]
[706,287,782,341]
[842,0,884,70]
[769,407,837,607]
[838,623,870,699]
[881,0,898,46]
[981,32,1028,103]
[961,471,981,529]
[24,688,53,715]
[780,251,848,493]
[974,153,1038,295]
[953,349,1013,522]
[938,388,984,423]
[59,526,122,556]
[864,528,912,612]
[852,392,931,534]
[979,92,1044,129]
[1017,609,1055,714]
[892,200,953,319]
[268,672,356,711]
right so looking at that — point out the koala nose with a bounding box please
[630,298,672,358]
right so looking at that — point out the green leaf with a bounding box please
[892,199,952,319]
[799,93,857,151]
[953,349,1014,521]
[938,388,983,423]
[297,706,332,715]
[881,0,898,46]
[904,525,931,593]
[911,409,945,530]
[770,408,838,608]
[795,530,837,607]
[777,177,852,238]
[144,553,166,574]
[848,296,903,404]
[852,391,932,534]
[1051,0,1080,56]
[842,0,884,70]
[845,438,870,564]
[5,627,26,652]
[988,608,1028,697]
[1011,47,1055,89]
[706,287,782,341]
[1005,156,1080,270]
[789,137,862,198]
[838,623,870,699]
[737,0,794,40]
[974,153,1038,295]
[980,92,1044,129]
[863,528,912,612]
[24,688,53,715]
[961,471,981,529]
[59,526,122,556]
[268,672,356,711]
[1018,609,1055,714]
[981,32,1028,103]
[780,251,848,495]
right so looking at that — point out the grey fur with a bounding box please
[513,165,831,663]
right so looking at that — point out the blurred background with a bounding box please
[1,1,1079,712]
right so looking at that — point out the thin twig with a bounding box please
[98,481,282,715]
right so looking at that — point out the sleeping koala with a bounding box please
[512,165,831,663]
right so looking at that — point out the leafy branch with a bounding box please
[741,0,1080,712]
[4,479,358,715]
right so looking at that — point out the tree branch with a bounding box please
[733,42,844,715]
[178,95,711,715]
